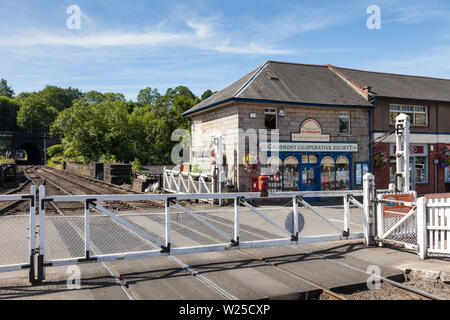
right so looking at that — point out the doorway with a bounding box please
[300,154,320,192]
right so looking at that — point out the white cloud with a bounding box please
[0,16,293,57]
[185,19,214,38]
[214,41,294,55]
[383,2,450,24]
[368,46,450,77]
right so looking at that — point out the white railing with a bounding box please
[417,197,450,259]
[34,186,363,283]
[163,168,216,196]
[0,186,36,283]
[0,184,369,284]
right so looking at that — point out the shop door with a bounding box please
[300,164,320,191]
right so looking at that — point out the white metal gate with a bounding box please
[0,186,36,283]
[35,186,365,283]
[375,191,418,250]
[163,168,215,195]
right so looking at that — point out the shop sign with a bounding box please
[261,142,358,153]
[291,119,330,142]
[391,144,427,156]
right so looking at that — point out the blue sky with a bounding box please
[1,0,450,100]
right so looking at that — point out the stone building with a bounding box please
[183,61,373,192]
[183,60,450,194]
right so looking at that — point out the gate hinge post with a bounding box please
[161,243,171,254]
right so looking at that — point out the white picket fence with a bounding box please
[417,197,450,259]
[364,173,450,259]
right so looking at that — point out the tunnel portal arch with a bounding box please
[15,142,43,165]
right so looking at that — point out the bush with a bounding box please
[0,156,15,164]
[132,158,142,172]
[47,144,64,158]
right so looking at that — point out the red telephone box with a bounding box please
[251,177,258,192]
[258,175,269,191]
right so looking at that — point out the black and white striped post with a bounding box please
[292,196,299,241]
[343,194,350,238]
[164,197,172,253]
[363,173,376,246]
[28,185,37,284]
[38,185,46,282]
[84,199,91,260]
[233,197,240,246]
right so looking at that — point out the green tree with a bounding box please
[17,96,58,133]
[137,87,161,106]
[0,79,15,98]
[38,85,83,111]
[201,89,214,101]
[0,96,20,131]
[51,99,135,163]
[104,92,126,102]
[83,91,105,104]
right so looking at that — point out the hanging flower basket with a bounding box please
[439,148,450,168]
[242,153,261,175]
[373,151,389,169]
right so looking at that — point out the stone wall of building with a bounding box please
[236,102,371,191]
[190,102,371,192]
[190,104,240,186]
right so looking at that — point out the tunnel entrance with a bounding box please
[15,143,43,165]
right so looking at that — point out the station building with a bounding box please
[183,61,450,194]
[333,66,450,194]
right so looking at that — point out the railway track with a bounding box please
[287,246,445,300]
[39,166,164,210]
[0,166,38,215]
[24,166,236,301]
[3,166,444,300]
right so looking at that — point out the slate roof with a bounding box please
[333,67,450,102]
[183,60,450,117]
[182,61,372,116]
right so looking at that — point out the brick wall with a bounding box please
[374,142,450,195]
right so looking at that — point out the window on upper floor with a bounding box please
[389,105,428,126]
[339,111,350,134]
[264,109,277,130]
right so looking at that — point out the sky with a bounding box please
[1,0,450,100]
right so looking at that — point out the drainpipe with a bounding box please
[368,95,376,173]
[435,103,439,193]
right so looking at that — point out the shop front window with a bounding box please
[321,156,335,191]
[284,156,299,191]
[336,156,350,190]
[302,154,318,164]
[412,156,428,184]
[390,156,428,184]
[267,156,282,192]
